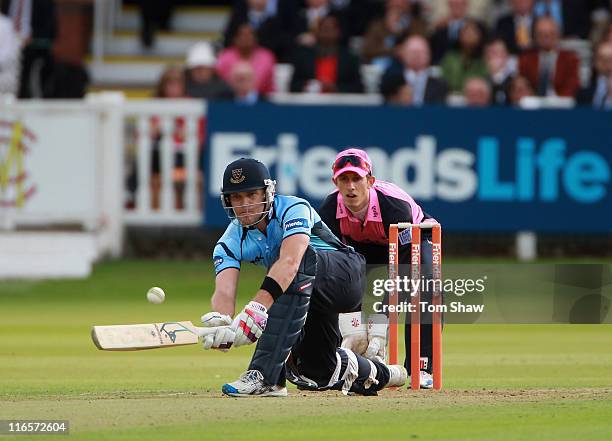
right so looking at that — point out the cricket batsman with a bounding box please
[200,158,407,397]
[318,148,440,389]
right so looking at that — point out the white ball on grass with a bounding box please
[146,287,165,304]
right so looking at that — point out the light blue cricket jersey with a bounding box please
[213,195,347,274]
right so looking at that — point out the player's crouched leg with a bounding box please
[334,348,407,395]
[222,247,317,397]
[289,347,407,395]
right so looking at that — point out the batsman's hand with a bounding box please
[365,313,388,360]
[231,301,268,347]
[339,312,368,355]
[200,312,234,351]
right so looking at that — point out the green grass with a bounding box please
[1,260,611,440]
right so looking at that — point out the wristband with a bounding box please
[260,276,284,300]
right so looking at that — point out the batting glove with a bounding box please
[365,313,388,360]
[231,301,268,347]
[339,312,368,355]
[200,312,234,351]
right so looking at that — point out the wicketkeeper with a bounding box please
[318,148,440,389]
[200,158,406,397]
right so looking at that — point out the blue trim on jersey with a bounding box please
[213,195,339,274]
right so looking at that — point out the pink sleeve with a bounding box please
[258,49,276,94]
[216,50,234,83]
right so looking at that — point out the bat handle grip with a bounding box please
[192,325,230,338]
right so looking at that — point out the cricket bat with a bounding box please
[91,321,226,351]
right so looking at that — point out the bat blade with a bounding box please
[92,321,217,351]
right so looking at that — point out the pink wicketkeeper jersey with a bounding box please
[318,180,433,262]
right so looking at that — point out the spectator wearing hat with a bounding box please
[185,42,232,100]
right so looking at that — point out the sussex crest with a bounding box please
[230,168,246,184]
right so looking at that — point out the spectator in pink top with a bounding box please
[217,23,276,95]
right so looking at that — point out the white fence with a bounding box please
[0,95,124,255]
[0,94,206,277]
[122,99,205,226]
[0,95,125,276]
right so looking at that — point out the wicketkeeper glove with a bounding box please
[365,313,388,361]
[231,301,268,347]
[339,312,368,355]
[200,312,234,351]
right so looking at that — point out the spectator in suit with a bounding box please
[295,0,337,48]
[336,0,371,37]
[223,0,298,62]
[532,0,591,39]
[381,34,448,105]
[485,38,517,105]
[290,13,363,93]
[577,42,612,109]
[217,23,276,95]
[429,0,471,64]
[518,16,579,97]
[229,61,266,104]
[508,74,536,104]
[138,0,174,48]
[495,0,535,54]
[0,11,19,96]
[185,42,233,100]
[463,76,491,106]
[380,73,413,104]
[440,18,488,92]
[361,0,428,65]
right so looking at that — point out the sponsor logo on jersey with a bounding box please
[284,218,308,231]
[213,256,224,267]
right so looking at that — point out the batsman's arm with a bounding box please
[253,233,310,308]
[211,268,240,317]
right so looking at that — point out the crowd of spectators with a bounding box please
[159,0,612,109]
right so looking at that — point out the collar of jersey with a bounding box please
[335,188,380,224]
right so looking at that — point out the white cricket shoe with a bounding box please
[419,371,433,389]
[222,370,288,397]
[385,365,408,388]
